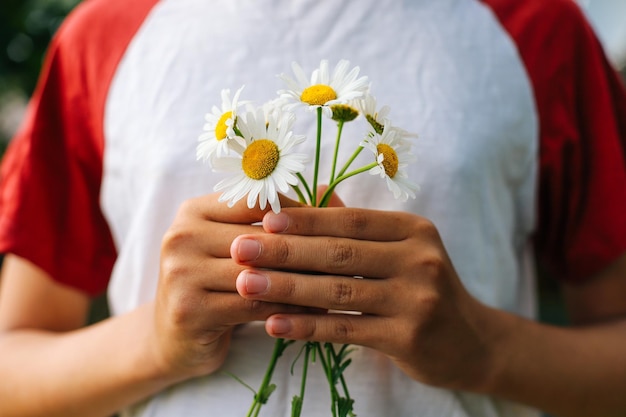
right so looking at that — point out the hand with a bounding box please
[231,206,496,391]
[151,193,307,380]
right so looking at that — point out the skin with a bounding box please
[1,192,626,417]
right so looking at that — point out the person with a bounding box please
[0,0,625,416]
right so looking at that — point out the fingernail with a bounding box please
[233,237,261,262]
[264,212,289,233]
[241,270,269,295]
[268,317,292,335]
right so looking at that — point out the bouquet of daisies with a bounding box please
[197,59,417,417]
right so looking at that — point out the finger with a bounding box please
[230,233,406,278]
[163,216,262,259]
[235,269,393,315]
[160,258,313,324]
[183,192,304,225]
[193,259,243,291]
[189,292,315,326]
[200,222,263,258]
[262,207,417,241]
[264,313,391,348]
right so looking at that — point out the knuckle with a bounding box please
[417,289,443,319]
[161,226,193,254]
[167,291,197,327]
[413,217,441,241]
[160,257,179,280]
[420,251,447,276]
[330,281,354,307]
[341,209,368,235]
[332,317,355,339]
[325,239,358,270]
[301,321,317,340]
[177,198,196,214]
[281,276,298,298]
[272,238,292,265]
[244,299,267,314]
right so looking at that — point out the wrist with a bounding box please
[457,299,518,395]
[144,303,233,383]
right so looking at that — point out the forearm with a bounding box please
[0,303,183,417]
[480,306,626,417]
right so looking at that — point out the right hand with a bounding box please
[151,193,305,380]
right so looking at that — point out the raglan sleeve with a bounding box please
[0,12,117,296]
[534,3,626,284]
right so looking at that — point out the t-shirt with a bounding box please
[1,0,625,416]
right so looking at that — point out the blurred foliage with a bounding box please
[0,0,81,147]
[1,0,81,96]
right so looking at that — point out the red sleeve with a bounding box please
[485,0,626,283]
[0,0,157,295]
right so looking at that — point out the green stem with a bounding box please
[329,120,345,183]
[318,162,378,207]
[312,107,323,206]
[250,403,262,417]
[291,184,307,205]
[292,343,313,417]
[296,173,313,205]
[328,343,353,403]
[300,345,311,399]
[246,338,287,417]
[336,146,364,179]
[316,343,339,417]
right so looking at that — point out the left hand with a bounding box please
[230,206,497,392]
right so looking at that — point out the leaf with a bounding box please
[290,342,309,375]
[291,395,303,417]
[220,371,257,394]
[257,383,277,404]
[337,397,355,417]
[332,358,353,382]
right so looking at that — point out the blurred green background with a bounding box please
[0,0,81,151]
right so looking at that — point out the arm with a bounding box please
[0,194,304,417]
[232,207,626,417]
[483,253,626,417]
[0,254,179,417]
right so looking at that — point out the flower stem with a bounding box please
[315,343,339,417]
[318,161,378,207]
[291,184,307,205]
[312,107,323,206]
[336,146,364,179]
[329,120,345,183]
[246,338,288,417]
[296,173,313,205]
[291,343,313,417]
[328,343,353,405]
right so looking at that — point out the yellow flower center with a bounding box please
[377,143,399,178]
[301,84,337,106]
[242,139,280,180]
[215,111,232,140]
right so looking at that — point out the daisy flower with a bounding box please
[361,124,418,202]
[260,97,292,133]
[197,85,246,162]
[357,93,418,142]
[330,103,359,123]
[279,59,369,118]
[213,107,308,213]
